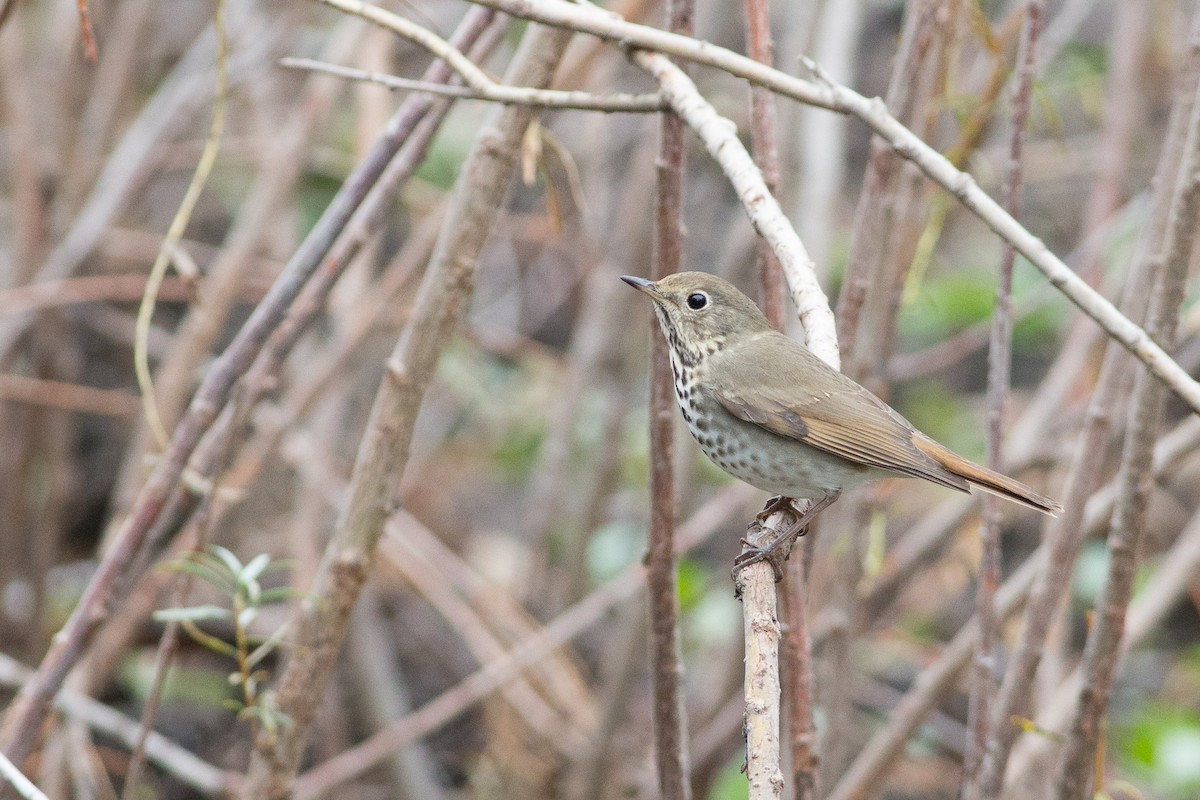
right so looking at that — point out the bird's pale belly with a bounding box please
[676,390,877,499]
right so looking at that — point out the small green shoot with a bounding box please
[154,546,300,742]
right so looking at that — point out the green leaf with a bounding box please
[237,606,259,629]
[242,578,262,606]
[240,553,271,585]
[211,545,244,577]
[153,605,230,623]
[247,626,289,668]
[258,586,302,604]
[160,558,237,596]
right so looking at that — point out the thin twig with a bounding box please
[975,14,1200,795]
[279,57,665,111]
[114,14,500,608]
[238,20,574,799]
[0,752,46,800]
[381,527,591,756]
[0,654,239,796]
[825,548,1045,800]
[835,0,942,374]
[291,486,755,800]
[1051,50,1200,800]
[743,0,783,327]
[0,373,139,417]
[1005,508,1200,791]
[966,2,1041,790]
[0,9,501,763]
[145,18,366,439]
[120,386,242,800]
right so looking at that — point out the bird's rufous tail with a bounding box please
[914,436,1062,516]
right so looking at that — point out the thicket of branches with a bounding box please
[2,0,1200,799]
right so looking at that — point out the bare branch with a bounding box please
[279,56,666,111]
[238,20,575,798]
[631,50,838,367]
[973,11,1200,794]
[826,549,1044,800]
[0,4,498,767]
[292,487,755,800]
[1052,40,1200,800]
[645,0,692,795]
[0,654,239,796]
[966,3,1041,791]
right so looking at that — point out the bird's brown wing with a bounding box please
[709,333,969,492]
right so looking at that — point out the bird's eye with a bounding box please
[686,293,708,310]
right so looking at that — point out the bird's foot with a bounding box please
[732,491,842,590]
[755,495,800,524]
[732,511,813,584]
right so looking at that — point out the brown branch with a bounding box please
[743,0,783,327]
[1051,48,1200,800]
[1074,0,1147,287]
[740,0,813,794]
[0,7,498,765]
[0,373,139,417]
[237,20,574,799]
[781,543,818,800]
[291,486,755,800]
[825,548,1044,800]
[146,22,362,436]
[73,0,97,61]
[645,0,692,796]
[974,15,1200,795]
[966,2,1041,790]
[118,23,492,594]
[803,414,1200,796]
[0,654,239,796]
[380,521,591,755]
[835,0,942,374]
[1005,507,1200,789]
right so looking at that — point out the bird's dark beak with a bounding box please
[621,275,658,297]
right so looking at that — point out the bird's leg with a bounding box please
[733,490,842,584]
[755,494,799,524]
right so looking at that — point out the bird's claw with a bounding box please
[755,495,799,524]
[731,538,791,584]
[732,490,842,595]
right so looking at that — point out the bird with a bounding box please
[622,271,1061,571]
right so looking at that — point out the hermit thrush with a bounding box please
[623,272,1062,531]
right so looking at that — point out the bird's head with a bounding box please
[621,272,774,359]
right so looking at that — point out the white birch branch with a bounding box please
[632,50,839,367]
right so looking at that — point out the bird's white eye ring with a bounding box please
[686,292,708,310]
